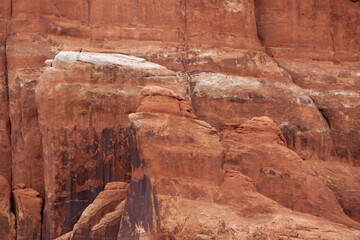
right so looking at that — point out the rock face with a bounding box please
[309,160,360,223]
[0,0,11,184]
[36,51,188,238]
[58,182,129,240]
[191,72,335,161]
[13,186,43,240]
[254,0,360,61]
[0,0,360,239]
[117,88,360,239]
[0,176,15,240]
[220,117,360,229]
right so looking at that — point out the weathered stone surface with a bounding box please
[220,116,360,229]
[309,160,360,223]
[61,182,129,240]
[0,176,15,240]
[1,1,360,239]
[119,91,360,239]
[275,59,360,166]
[13,187,43,240]
[0,0,11,184]
[254,0,360,61]
[191,72,335,161]
[36,51,188,239]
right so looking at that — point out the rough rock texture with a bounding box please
[191,72,335,161]
[13,186,43,240]
[0,176,15,240]
[220,117,360,229]
[0,0,11,183]
[309,160,360,223]
[36,51,188,239]
[254,0,360,61]
[273,59,360,166]
[58,182,129,240]
[118,89,360,239]
[0,0,360,239]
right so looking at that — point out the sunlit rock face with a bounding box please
[0,0,360,239]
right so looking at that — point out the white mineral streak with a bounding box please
[53,51,166,69]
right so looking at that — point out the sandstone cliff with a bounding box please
[0,0,360,239]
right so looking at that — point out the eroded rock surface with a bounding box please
[0,0,360,239]
[118,87,360,239]
[0,176,15,240]
[58,182,129,240]
[13,187,43,240]
[191,72,335,161]
[36,51,188,238]
[309,160,360,223]
[220,117,360,229]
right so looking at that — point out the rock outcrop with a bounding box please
[191,72,335,161]
[13,186,43,240]
[57,182,129,240]
[220,116,360,229]
[118,87,360,239]
[0,0,360,239]
[36,51,188,238]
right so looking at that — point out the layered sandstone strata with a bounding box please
[0,0,359,239]
[191,72,335,161]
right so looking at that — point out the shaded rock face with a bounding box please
[308,160,360,223]
[56,182,129,240]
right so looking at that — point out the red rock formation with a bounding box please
[36,51,188,238]
[58,182,129,240]
[0,0,359,239]
[309,160,360,223]
[254,0,360,61]
[220,116,360,229]
[0,176,15,240]
[13,186,43,240]
[272,59,360,166]
[191,72,335,161]
[0,0,11,183]
[118,88,360,239]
